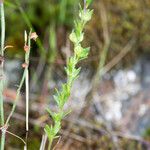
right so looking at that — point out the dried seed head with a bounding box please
[24,45,30,52]
[30,32,38,41]
[22,63,28,68]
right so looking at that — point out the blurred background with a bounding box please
[3,0,150,149]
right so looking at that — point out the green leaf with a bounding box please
[53,122,61,135]
[75,44,83,57]
[69,30,84,43]
[53,112,63,122]
[53,95,60,106]
[46,108,53,117]
[74,20,84,35]
[63,109,72,118]
[82,47,90,59]
[69,30,78,43]
[75,45,90,60]
[44,125,54,141]
[72,68,81,81]
[79,9,93,22]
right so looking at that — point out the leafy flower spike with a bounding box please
[44,1,93,149]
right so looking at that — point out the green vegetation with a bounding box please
[44,1,93,149]
[0,0,149,149]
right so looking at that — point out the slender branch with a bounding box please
[0,2,5,150]
[25,31,31,132]
[0,2,5,55]
[25,69,29,131]
[5,31,36,149]
[40,134,47,150]
[5,70,26,125]
[6,130,26,145]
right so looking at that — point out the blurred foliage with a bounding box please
[5,0,79,57]
[143,127,150,141]
[3,1,150,149]
[86,0,150,68]
[5,0,150,65]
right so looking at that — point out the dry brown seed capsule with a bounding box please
[22,63,28,68]
[24,45,30,52]
[30,32,38,41]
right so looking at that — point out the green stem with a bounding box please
[0,81,4,126]
[48,140,52,150]
[1,2,5,55]
[25,32,31,132]
[5,70,26,125]
[44,2,93,148]
[25,69,29,131]
[0,2,5,150]
[1,131,5,150]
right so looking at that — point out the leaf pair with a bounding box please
[54,83,70,109]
